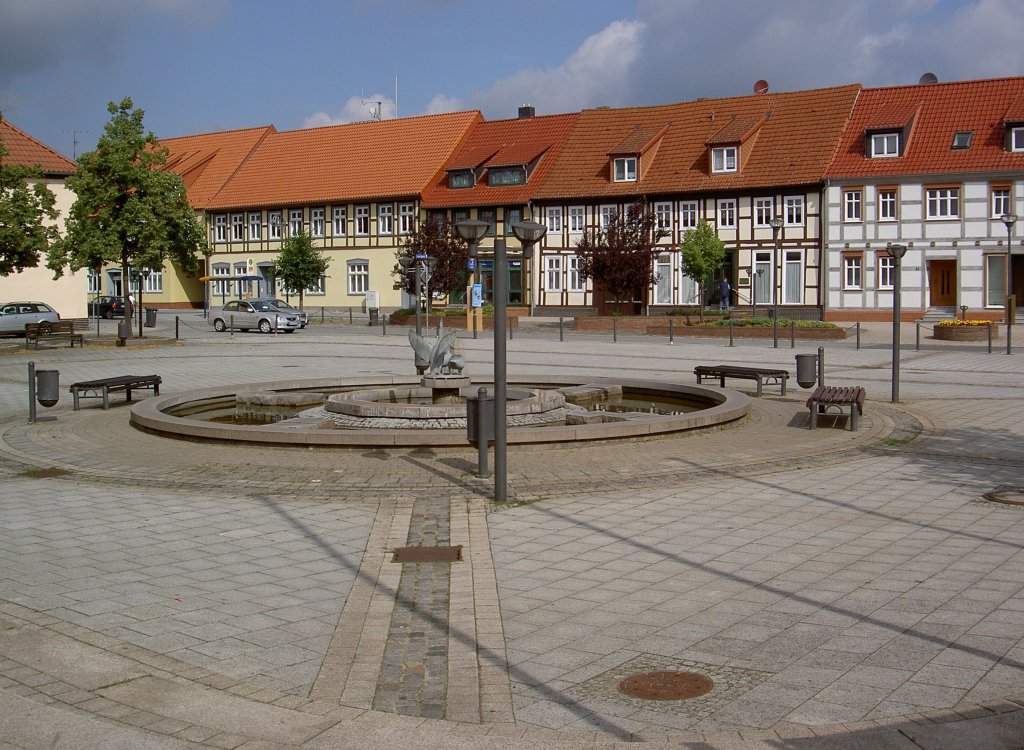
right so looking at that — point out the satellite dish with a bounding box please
[919,72,938,85]
[754,79,769,95]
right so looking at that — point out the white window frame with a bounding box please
[212,263,230,297]
[310,207,325,237]
[711,146,737,174]
[213,215,227,243]
[679,201,698,229]
[355,205,370,236]
[1011,127,1024,152]
[305,275,326,296]
[545,255,562,292]
[783,250,803,304]
[87,269,101,294]
[230,213,244,242]
[247,212,261,241]
[986,254,1007,306]
[613,157,637,182]
[871,132,899,158]
[785,196,804,226]
[268,211,282,240]
[347,260,369,295]
[568,206,585,233]
[568,256,584,292]
[332,206,347,236]
[143,271,163,294]
[378,204,394,236]
[878,190,897,222]
[654,202,672,232]
[545,206,563,233]
[753,198,772,227]
[878,255,895,290]
[992,188,1012,218]
[655,254,672,304]
[288,209,303,237]
[600,205,617,231]
[717,199,736,228]
[844,189,862,222]
[843,255,862,290]
[926,187,960,219]
[398,203,415,235]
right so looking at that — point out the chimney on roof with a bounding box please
[518,104,535,119]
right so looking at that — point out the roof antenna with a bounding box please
[363,100,382,121]
[61,129,90,159]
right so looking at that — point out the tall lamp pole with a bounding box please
[457,218,545,502]
[456,221,489,333]
[1002,213,1017,326]
[769,217,784,348]
[889,243,908,403]
[398,256,434,336]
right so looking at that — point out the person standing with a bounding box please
[718,277,732,311]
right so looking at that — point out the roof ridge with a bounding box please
[279,110,483,136]
[206,126,278,206]
[578,83,863,115]
[161,125,277,143]
[0,118,77,172]
[862,75,1024,94]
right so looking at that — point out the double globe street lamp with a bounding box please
[397,254,437,335]
[456,218,546,502]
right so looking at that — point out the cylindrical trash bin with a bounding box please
[466,387,495,445]
[36,369,59,407]
[145,308,157,327]
[795,353,818,389]
[368,308,379,326]
[117,321,130,339]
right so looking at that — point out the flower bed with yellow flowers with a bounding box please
[934,319,997,340]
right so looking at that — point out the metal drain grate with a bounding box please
[392,545,462,563]
[618,671,714,701]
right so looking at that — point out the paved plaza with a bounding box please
[0,315,1022,749]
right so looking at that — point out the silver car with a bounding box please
[209,300,301,333]
[253,298,308,327]
[0,301,60,336]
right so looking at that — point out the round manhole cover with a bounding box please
[617,671,714,700]
[983,487,1024,506]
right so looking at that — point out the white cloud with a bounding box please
[423,93,465,115]
[304,94,397,128]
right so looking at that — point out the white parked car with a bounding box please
[209,300,301,333]
[252,298,308,328]
[0,301,60,336]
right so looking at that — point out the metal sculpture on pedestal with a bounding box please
[407,329,464,376]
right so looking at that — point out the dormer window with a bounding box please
[613,157,637,182]
[711,147,737,174]
[448,170,475,189]
[489,166,526,186]
[870,132,900,158]
[1010,126,1024,152]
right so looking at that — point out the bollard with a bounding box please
[856,321,861,350]
[1008,322,1013,355]
[728,320,734,347]
[773,314,779,349]
[818,346,825,387]
[473,323,477,340]
[613,317,617,343]
[790,321,796,349]
[988,321,992,353]
[175,315,180,341]
[668,318,674,345]
[559,316,564,342]
[916,322,920,351]
[230,314,234,336]
[508,319,513,340]
[382,320,387,336]
[321,307,325,324]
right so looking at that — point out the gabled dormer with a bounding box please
[863,102,919,158]
[607,124,669,183]
[484,141,551,186]
[445,145,501,189]
[705,114,767,175]
[1002,95,1024,152]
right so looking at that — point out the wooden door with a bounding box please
[929,260,956,306]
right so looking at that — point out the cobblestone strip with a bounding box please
[446,497,479,723]
[311,496,411,707]
[372,495,451,718]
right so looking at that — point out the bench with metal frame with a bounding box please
[24,321,84,349]
[694,364,789,396]
[70,375,161,410]
[806,385,865,430]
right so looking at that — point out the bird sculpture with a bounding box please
[408,328,464,375]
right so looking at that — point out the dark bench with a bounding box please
[695,365,789,396]
[70,375,161,410]
[806,386,866,430]
[25,321,84,349]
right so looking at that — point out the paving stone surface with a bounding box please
[0,317,1021,748]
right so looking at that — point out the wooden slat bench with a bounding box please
[70,375,161,411]
[25,321,84,349]
[694,365,789,396]
[806,386,866,430]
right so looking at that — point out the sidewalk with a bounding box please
[0,329,1021,748]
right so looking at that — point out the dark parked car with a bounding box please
[0,301,60,336]
[88,295,126,319]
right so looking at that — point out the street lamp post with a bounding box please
[456,218,545,502]
[398,256,436,335]
[456,221,489,333]
[1002,213,1017,325]
[769,217,784,348]
[137,269,150,339]
[752,268,764,318]
[889,243,908,403]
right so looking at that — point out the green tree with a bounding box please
[678,219,726,322]
[393,217,468,306]
[0,131,59,276]
[274,231,330,309]
[47,98,207,335]
[574,200,668,314]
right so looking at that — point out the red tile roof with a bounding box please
[161,126,275,209]
[534,84,861,200]
[202,111,482,210]
[705,115,766,146]
[828,77,1024,178]
[609,125,668,155]
[421,113,578,209]
[1003,94,1024,123]
[0,119,76,176]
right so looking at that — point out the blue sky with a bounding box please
[2,0,1023,160]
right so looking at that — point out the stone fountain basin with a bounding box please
[130,375,750,447]
[326,386,562,419]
